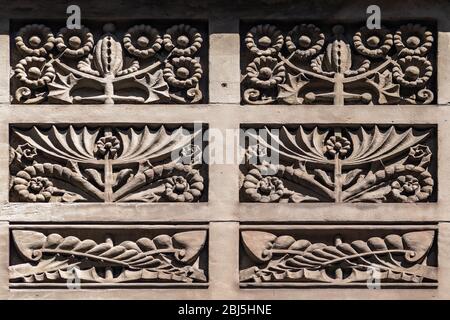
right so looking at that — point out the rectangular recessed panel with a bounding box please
[240,21,436,105]
[240,224,438,288]
[9,224,209,288]
[11,20,208,104]
[240,124,436,203]
[10,123,207,203]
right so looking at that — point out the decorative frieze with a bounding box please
[241,22,436,105]
[240,225,438,287]
[9,124,207,203]
[240,124,436,203]
[9,225,208,287]
[11,21,207,104]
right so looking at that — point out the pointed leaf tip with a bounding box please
[241,231,277,263]
[402,230,435,262]
[12,230,46,261]
[172,230,207,263]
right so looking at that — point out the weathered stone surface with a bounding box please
[9,124,207,203]
[240,225,438,287]
[0,0,449,300]
[240,124,436,203]
[10,21,208,104]
[241,22,436,105]
[9,225,208,287]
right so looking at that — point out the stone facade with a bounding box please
[0,0,449,299]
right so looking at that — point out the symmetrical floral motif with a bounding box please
[240,227,438,286]
[9,125,206,203]
[241,125,435,203]
[241,22,435,105]
[11,22,206,104]
[9,227,208,286]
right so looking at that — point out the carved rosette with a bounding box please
[240,227,438,286]
[55,26,94,58]
[11,22,206,104]
[241,22,435,105]
[241,125,435,203]
[9,125,206,203]
[9,228,208,286]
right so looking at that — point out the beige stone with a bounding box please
[0,0,450,300]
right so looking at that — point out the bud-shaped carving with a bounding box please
[323,25,352,74]
[94,35,123,77]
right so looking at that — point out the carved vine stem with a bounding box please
[334,235,343,280]
[53,58,162,104]
[334,128,343,202]
[103,129,114,202]
[280,53,397,106]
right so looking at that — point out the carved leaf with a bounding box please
[242,231,277,262]
[314,169,334,188]
[116,126,201,162]
[277,74,309,104]
[369,71,401,104]
[47,73,79,104]
[251,126,330,164]
[13,126,98,162]
[9,257,78,282]
[12,125,201,164]
[84,169,104,188]
[345,126,430,165]
[118,184,164,202]
[342,169,363,187]
[113,168,133,189]
[60,191,86,203]
[135,70,170,103]
[348,185,391,203]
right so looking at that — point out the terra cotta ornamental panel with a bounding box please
[9,225,208,287]
[240,22,436,105]
[11,21,207,104]
[239,225,438,287]
[240,124,436,203]
[10,124,207,203]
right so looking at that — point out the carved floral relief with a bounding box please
[11,22,206,104]
[240,226,438,286]
[241,22,436,105]
[9,226,208,286]
[241,125,436,203]
[10,124,206,203]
